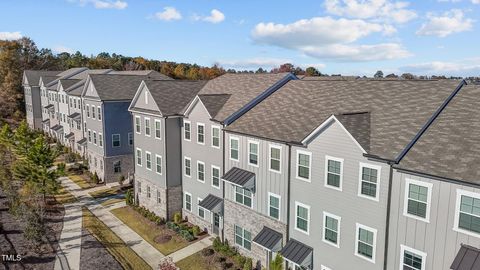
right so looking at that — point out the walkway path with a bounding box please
[170,237,213,262]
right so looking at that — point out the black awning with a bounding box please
[68,112,81,121]
[222,167,255,189]
[77,138,87,145]
[65,132,75,140]
[51,125,63,131]
[198,194,223,212]
[451,244,480,270]
[42,119,50,123]
[253,226,283,251]
[280,239,313,268]
[44,104,54,110]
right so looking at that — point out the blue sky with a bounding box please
[1,0,479,76]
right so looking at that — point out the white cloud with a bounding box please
[401,59,480,76]
[154,7,182,21]
[324,0,417,24]
[251,17,411,62]
[73,0,127,9]
[416,9,473,37]
[193,9,225,23]
[0,31,22,40]
[472,0,480,4]
[217,57,293,69]
[53,46,75,54]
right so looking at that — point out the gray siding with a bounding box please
[165,117,182,187]
[57,86,71,138]
[104,101,132,157]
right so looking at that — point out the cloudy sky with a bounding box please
[1,0,479,76]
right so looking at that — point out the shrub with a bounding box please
[125,189,134,206]
[158,257,176,270]
[214,256,226,263]
[192,225,201,237]
[201,248,214,256]
[243,258,252,270]
[179,229,194,241]
[179,223,189,231]
[65,152,77,163]
[56,163,66,176]
[213,236,222,252]
[234,254,246,266]
[173,212,182,224]
[118,175,125,186]
[91,172,99,184]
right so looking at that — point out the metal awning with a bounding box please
[222,167,255,190]
[50,125,63,132]
[42,119,50,123]
[451,244,480,270]
[77,138,87,145]
[68,112,81,121]
[280,239,313,269]
[44,104,54,111]
[253,226,283,251]
[198,194,223,213]
[65,132,75,140]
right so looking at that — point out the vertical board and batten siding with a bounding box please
[224,133,289,224]
[41,86,50,122]
[289,120,389,270]
[165,118,182,187]
[58,86,71,135]
[103,101,132,157]
[84,99,104,156]
[387,170,480,270]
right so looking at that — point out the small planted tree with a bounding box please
[270,253,284,270]
[173,212,182,224]
[243,258,253,270]
[192,225,201,237]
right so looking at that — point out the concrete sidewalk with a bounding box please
[170,237,213,262]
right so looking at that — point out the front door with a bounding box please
[213,213,220,235]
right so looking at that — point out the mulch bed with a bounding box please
[0,188,65,270]
[79,227,122,270]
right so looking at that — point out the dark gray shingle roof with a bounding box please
[222,167,255,187]
[198,194,223,211]
[108,70,173,80]
[252,226,282,251]
[280,239,313,266]
[335,112,371,152]
[59,79,81,90]
[451,244,480,270]
[198,94,231,118]
[24,70,61,86]
[226,79,461,161]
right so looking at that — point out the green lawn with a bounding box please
[68,174,94,189]
[89,186,124,199]
[82,207,151,270]
[111,206,189,255]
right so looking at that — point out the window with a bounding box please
[355,223,377,263]
[268,193,280,220]
[157,190,161,204]
[197,123,205,144]
[325,156,343,190]
[154,119,161,139]
[74,99,77,109]
[184,157,191,177]
[136,148,142,166]
[112,134,121,148]
[212,126,220,148]
[88,130,92,142]
[297,151,311,181]
[230,137,239,161]
[400,245,426,270]
[235,186,252,207]
[128,132,133,146]
[93,132,97,145]
[184,193,192,211]
[137,181,141,193]
[97,107,101,120]
[184,121,191,141]
[269,145,281,172]
[323,212,340,247]
[211,166,220,188]
[403,179,432,222]
[99,133,103,147]
[455,190,480,236]
[114,161,121,173]
[248,141,258,166]
[197,161,205,182]
[147,186,151,198]
[198,198,205,219]
[135,116,141,134]
[295,202,310,234]
[146,152,152,170]
[86,105,90,117]
[145,118,151,136]
[234,225,251,250]
[92,105,96,119]
[156,155,162,175]
[359,163,381,200]
[69,98,73,107]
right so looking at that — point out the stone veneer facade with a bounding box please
[104,154,134,184]
[136,177,182,220]
[182,207,214,234]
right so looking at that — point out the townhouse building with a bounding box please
[180,73,295,239]
[129,80,206,220]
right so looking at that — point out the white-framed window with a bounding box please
[147,185,151,198]
[92,105,96,119]
[400,245,426,270]
[295,202,310,234]
[136,148,142,166]
[145,118,151,137]
[323,211,340,248]
[211,126,220,148]
[235,186,252,208]
[211,165,220,189]
[154,119,161,139]
[268,192,280,220]
[184,192,192,211]
[93,131,97,145]
[197,123,205,144]
[99,133,103,147]
[355,223,377,263]
[248,141,259,166]
[135,116,141,134]
[184,157,191,177]
[197,161,205,182]
[325,156,343,191]
[145,151,152,170]
[155,155,162,175]
[230,137,239,161]
[296,150,312,181]
[97,106,101,121]
[358,163,381,201]
[86,105,90,117]
[234,225,252,251]
[112,134,121,148]
[198,198,205,219]
[128,132,133,146]
[454,189,480,237]
[184,120,191,141]
[88,130,92,142]
[113,161,121,173]
[403,179,432,223]
[269,145,282,173]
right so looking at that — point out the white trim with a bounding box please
[197,160,205,183]
[128,132,133,146]
[155,154,162,175]
[98,133,103,148]
[269,144,282,173]
[184,156,191,178]
[97,106,102,121]
[183,95,213,119]
[93,131,97,145]
[183,120,191,141]
[112,134,121,148]
[184,192,192,212]
[144,117,151,137]
[211,125,221,149]
[324,155,344,191]
[145,151,152,171]
[400,245,427,270]
[294,201,310,235]
[211,165,221,189]
[321,265,332,270]
[229,136,240,161]
[196,123,205,145]
[357,162,382,202]
[197,197,205,219]
[86,104,90,118]
[403,178,433,223]
[268,192,281,220]
[453,189,480,238]
[355,223,377,263]
[296,150,312,182]
[136,148,142,167]
[247,140,259,167]
[322,211,341,248]
[135,116,141,134]
[154,119,162,140]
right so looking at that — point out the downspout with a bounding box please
[383,163,394,270]
[164,116,169,220]
[221,127,226,242]
[286,144,292,241]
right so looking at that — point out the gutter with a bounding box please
[164,117,169,220]
[383,163,394,270]
[286,144,292,242]
[221,127,226,242]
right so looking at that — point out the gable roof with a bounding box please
[24,70,61,86]
[108,70,173,80]
[396,84,480,185]
[41,75,60,87]
[45,67,89,87]
[226,79,461,161]
[197,94,231,119]
[59,79,81,91]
